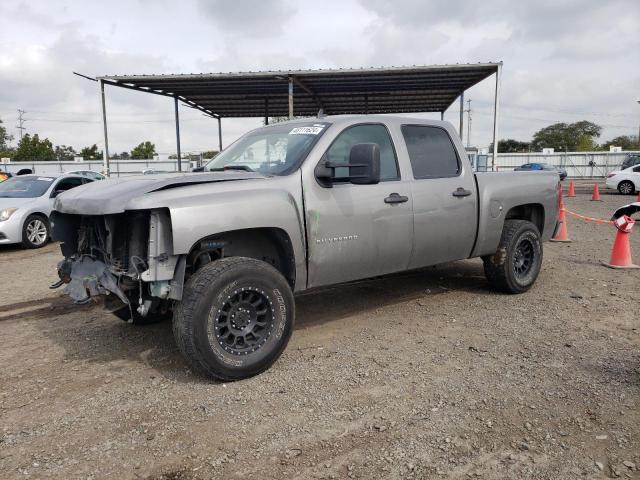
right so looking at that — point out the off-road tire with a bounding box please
[618,180,635,195]
[483,220,543,294]
[21,214,50,249]
[173,257,294,381]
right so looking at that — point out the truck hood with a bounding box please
[54,171,266,215]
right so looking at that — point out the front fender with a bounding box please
[124,175,307,289]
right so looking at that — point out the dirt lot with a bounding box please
[1,193,638,480]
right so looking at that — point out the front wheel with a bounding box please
[173,257,294,381]
[483,220,543,294]
[618,180,635,195]
[22,214,50,249]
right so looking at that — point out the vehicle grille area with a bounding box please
[51,211,149,275]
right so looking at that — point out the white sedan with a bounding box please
[606,165,640,195]
[0,174,93,248]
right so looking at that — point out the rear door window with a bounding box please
[401,125,460,179]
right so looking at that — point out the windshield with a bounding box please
[204,122,330,175]
[0,176,54,198]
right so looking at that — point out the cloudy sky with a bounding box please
[0,0,638,156]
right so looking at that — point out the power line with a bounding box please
[16,109,27,140]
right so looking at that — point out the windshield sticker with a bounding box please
[37,177,54,182]
[289,126,324,135]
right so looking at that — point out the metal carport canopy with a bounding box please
[95,62,502,176]
[99,63,500,118]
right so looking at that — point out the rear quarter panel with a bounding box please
[472,171,559,257]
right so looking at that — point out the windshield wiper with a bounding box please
[208,165,255,172]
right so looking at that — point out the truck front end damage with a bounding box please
[51,209,185,321]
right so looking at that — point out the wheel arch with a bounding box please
[186,227,297,289]
[504,203,545,235]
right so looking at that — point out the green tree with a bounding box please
[531,121,602,152]
[497,139,531,153]
[80,144,102,160]
[13,133,55,161]
[130,141,156,159]
[55,145,77,161]
[0,118,13,150]
[202,150,219,159]
[600,135,640,151]
[0,118,15,158]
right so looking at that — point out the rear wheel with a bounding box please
[483,220,543,294]
[173,257,294,381]
[618,180,635,195]
[22,214,49,249]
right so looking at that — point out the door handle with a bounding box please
[384,193,409,204]
[452,187,472,197]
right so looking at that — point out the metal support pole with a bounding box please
[99,79,110,177]
[174,97,182,172]
[288,76,294,120]
[459,92,464,142]
[491,64,502,171]
[217,117,223,152]
[264,98,269,125]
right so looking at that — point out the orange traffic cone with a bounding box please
[602,215,639,269]
[636,190,640,202]
[551,203,571,242]
[567,181,576,198]
[590,183,602,201]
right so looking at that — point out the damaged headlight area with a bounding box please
[51,209,186,322]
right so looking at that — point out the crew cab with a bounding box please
[50,115,560,381]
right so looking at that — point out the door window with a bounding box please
[325,124,399,181]
[401,125,461,179]
[52,177,84,196]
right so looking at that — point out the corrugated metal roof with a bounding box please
[99,63,501,118]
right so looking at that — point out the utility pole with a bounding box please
[16,109,27,140]
[464,99,472,148]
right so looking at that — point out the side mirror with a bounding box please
[51,189,64,198]
[315,143,381,186]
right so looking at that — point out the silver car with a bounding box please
[0,174,93,248]
[67,170,106,181]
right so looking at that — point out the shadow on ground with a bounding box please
[35,259,491,381]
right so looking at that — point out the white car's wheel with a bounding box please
[618,180,635,195]
[22,214,50,248]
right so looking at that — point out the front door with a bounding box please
[304,123,414,288]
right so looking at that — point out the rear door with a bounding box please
[304,123,414,288]
[399,124,478,268]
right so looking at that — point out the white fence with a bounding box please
[2,151,639,178]
[0,159,189,177]
[487,151,639,177]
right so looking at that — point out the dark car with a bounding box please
[514,162,567,181]
[621,154,640,171]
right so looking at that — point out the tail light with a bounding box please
[557,181,562,217]
[607,173,615,178]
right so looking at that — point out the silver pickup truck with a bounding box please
[51,115,560,381]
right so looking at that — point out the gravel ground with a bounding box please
[0,192,638,480]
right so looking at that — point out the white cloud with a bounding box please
[0,0,638,156]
